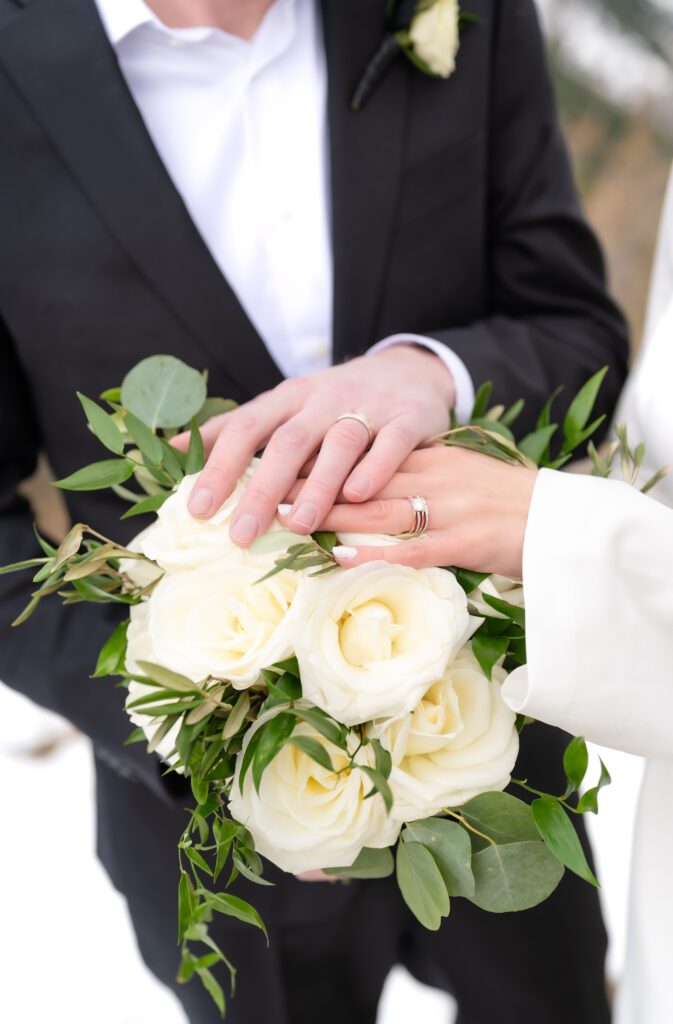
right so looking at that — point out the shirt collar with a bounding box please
[93,0,154,46]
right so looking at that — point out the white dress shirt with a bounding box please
[92,0,474,419]
[502,166,673,1023]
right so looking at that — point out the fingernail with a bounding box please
[333,546,358,561]
[291,502,319,531]
[230,513,259,545]
[188,488,215,517]
[277,504,292,517]
[347,476,372,500]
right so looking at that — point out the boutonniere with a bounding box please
[352,0,475,112]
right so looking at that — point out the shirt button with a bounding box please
[167,37,186,48]
[280,206,294,223]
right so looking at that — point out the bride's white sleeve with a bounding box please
[501,468,673,760]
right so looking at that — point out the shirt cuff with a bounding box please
[368,333,475,424]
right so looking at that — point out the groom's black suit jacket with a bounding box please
[0,1,625,1021]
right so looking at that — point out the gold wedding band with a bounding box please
[403,496,429,538]
[335,412,376,446]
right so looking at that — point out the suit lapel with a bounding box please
[0,0,284,396]
[321,0,409,361]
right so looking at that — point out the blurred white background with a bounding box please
[0,681,643,1024]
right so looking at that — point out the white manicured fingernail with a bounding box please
[277,504,292,517]
[333,545,358,561]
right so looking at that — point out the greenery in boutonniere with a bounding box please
[351,0,477,111]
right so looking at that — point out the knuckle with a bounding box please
[328,422,368,451]
[271,420,312,455]
[303,476,334,502]
[242,483,277,507]
[220,411,258,441]
[369,499,393,527]
[382,419,414,449]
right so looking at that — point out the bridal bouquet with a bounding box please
[4,356,621,1015]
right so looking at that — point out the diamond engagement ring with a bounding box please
[404,496,429,538]
[334,412,375,446]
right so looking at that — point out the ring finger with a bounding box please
[283,418,376,534]
[284,496,428,536]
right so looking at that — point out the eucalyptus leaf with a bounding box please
[396,841,450,930]
[470,841,564,912]
[324,846,395,879]
[194,396,238,427]
[403,818,475,898]
[460,791,540,852]
[121,354,207,430]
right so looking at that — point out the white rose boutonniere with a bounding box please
[351,0,473,111]
[289,563,473,726]
[408,0,460,78]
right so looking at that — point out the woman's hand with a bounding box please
[280,447,537,579]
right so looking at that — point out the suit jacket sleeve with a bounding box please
[428,0,629,433]
[0,322,172,799]
[502,468,673,760]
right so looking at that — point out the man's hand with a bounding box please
[173,346,455,546]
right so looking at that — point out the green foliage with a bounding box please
[469,841,565,913]
[121,354,207,430]
[54,459,134,491]
[92,619,129,677]
[403,819,475,898]
[324,846,395,879]
[396,841,451,930]
[531,796,598,886]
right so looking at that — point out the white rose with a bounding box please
[409,0,460,79]
[369,647,519,821]
[289,564,473,726]
[125,561,299,687]
[135,461,289,572]
[124,602,181,766]
[467,574,524,619]
[229,714,401,873]
[121,525,164,592]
